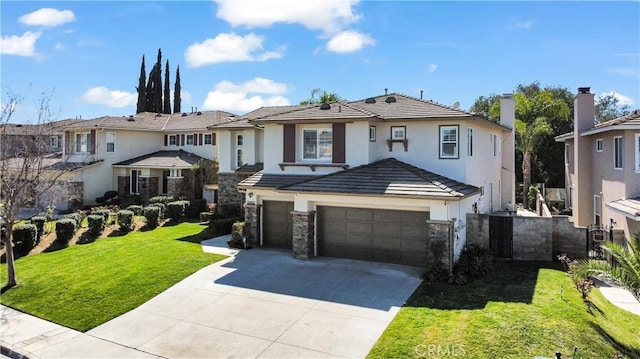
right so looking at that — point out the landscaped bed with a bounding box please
[368,261,640,358]
[0,222,226,332]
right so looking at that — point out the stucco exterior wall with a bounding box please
[162,131,217,159]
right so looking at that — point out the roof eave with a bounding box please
[581,124,640,137]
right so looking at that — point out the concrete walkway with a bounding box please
[593,278,640,316]
[1,235,423,358]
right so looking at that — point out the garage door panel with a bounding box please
[372,236,401,250]
[346,232,373,247]
[401,225,427,238]
[373,249,402,263]
[343,246,373,261]
[373,210,402,223]
[402,237,427,251]
[263,201,293,248]
[401,211,429,224]
[346,208,373,221]
[322,207,346,219]
[348,222,373,234]
[373,223,397,236]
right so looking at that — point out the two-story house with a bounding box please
[556,87,640,243]
[58,110,234,208]
[216,93,515,269]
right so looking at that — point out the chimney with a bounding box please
[420,90,424,100]
[574,87,595,133]
[500,93,516,210]
[384,88,388,95]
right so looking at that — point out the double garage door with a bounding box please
[261,202,430,266]
[317,206,430,267]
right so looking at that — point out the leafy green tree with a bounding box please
[136,55,146,114]
[163,60,171,114]
[574,232,640,299]
[595,93,631,123]
[299,88,345,104]
[173,65,181,114]
[470,94,500,122]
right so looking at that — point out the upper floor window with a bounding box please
[596,138,603,152]
[131,169,141,194]
[594,195,601,226]
[106,132,116,153]
[237,134,244,146]
[492,134,499,156]
[467,128,473,156]
[50,136,59,148]
[237,148,244,167]
[614,136,623,169]
[303,128,332,160]
[186,134,195,145]
[635,133,640,173]
[391,126,406,140]
[168,134,177,146]
[369,126,376,142]
[75,132,89,153]
[565,144,571,165]
[204,133,213,145]
[439,125,458,159]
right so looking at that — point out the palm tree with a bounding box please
[513,91,569,208]
[299,88,345,105]
[574,232,640,299]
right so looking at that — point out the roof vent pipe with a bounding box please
[420,90,424,99]
[384,88,388,95]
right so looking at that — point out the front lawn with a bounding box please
[369,261,640,358]
[0,222,226,332]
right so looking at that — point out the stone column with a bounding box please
[139,177,150,204]
[67,182,84,210]
[426,220,453,272]
[217,172,242,215]
[117,176,129,196]
[292,211,315,260]
[244,204,260,246]
[167,177,183,199]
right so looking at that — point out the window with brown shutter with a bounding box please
[64,131,70,154]
[199,133,203,146]
[164,134,168,146]
[90,129,96,155]
[181,134,185,146]
[212,133,216,145]
[332,123,345,163]
[283,124,296,162]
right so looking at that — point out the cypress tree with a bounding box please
[136,55,146,113]
[164,60,171,114]
[154,49,163,113]
[145,64,157,113]
[173,66,181,113]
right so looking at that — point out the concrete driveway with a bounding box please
[2,236,423,358]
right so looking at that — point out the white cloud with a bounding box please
[598,91,634,106]
[184,33,283,67]
[19,8,76,27]
[54,42,65,51]
[0,31,41,57]
[202,78,291,113]
[81,86,137,108]
[607,67,640,79]
[428,64,438,73]
[214,0,360,34]
[508,21,532,29]
[326,30,374,53]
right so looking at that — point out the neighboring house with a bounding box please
[216,93,516,269]
[556,87,640,242]
[59,110,234,208]
[0,119,74,159]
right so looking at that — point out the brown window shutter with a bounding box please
[193,133,198,146]
[212,133,216,145]
[199,133,203,146]
[164,135,168,146]
[64,131,70,154]
[90,129,96,155]
[332,123,345,163]
[283,124,295,162]
[181,134,185,146]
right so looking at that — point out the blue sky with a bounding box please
[1,1,639,123]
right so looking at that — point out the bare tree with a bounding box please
[1,91,71,292]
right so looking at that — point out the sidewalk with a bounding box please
[593,278,640,316]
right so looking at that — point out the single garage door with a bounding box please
[317,206,429,266]
[262,201,294,248]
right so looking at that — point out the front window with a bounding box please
[75,132,89,153]
[186,134,194,145]
[596,138,603,152]
[467,128,473,156]
[391,126,406,140]
[635,133,640,173]
[204,133,213,145]
[303,129,332,160]
[237,134,244,146]
[50,136,59,148]
[131,170,141,194]
[236,149,244,167]
[439,125,458,159]
[168,134,177,146]
[369,126,376,142]
[594,195,601,226]
[106,132,116,153]
[614,136,623,169]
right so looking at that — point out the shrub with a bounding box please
[153,202,166,218]
[150,196,174,204]
[455,244,493,278]
[55,218,77,245]
[211,217,242,236]
[87,214,105,236]
[144,206,161,229]
[117,210,134,232]
[227,221,251,249]
[30,216,46,242]
[126,205,143,216]
[200,212,214,223]
[92,208,111,223]
[187,199,207,218]
[166,201,189,220]
[64,212,84,228]
[13,224,38,256]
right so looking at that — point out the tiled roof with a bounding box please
[164,111,236,131]
[1,118,81,135]
[235,163,264,174]
[238,105,314,121]
[252,102,374,122]
[592,110,640,129]
[557,110,640,139]
[208,118,255,130]
[238,172,318,189]
[112,150,206,168]
[279,158,479,199]
[65,111,236,132]
[349,93,477,120]
[3,157,102,171]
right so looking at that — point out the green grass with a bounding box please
[369,261,640,359]
[1,222,226,332]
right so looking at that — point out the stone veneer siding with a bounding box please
[67,182,83,210]
[218,172,246,214]
[167,177,183,199]
[244,204,260,246]
[117,176,129,196]
[292,211,315,259]
[426,220,453,272]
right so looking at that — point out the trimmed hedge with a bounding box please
[144,206,161,229]
[166,200,190,220]
[200,212,214,223]
[153,202,166,218]
[30,216,46,241]
[210,217,242,236]
[64,212,83,228]
[55,218,77,245]
[126,205,143,216]
[92,209,111,223]
[13,224,38,256]
[117,210,134,232]
[187,199,207,218]
[87,214,105,236]
[150,196,174,204]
